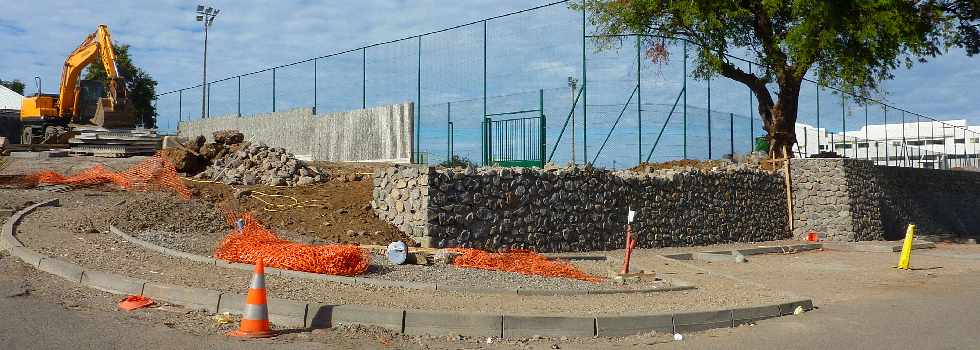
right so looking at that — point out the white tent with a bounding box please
[0,84,23,110]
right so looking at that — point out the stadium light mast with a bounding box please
[196,5,220,119]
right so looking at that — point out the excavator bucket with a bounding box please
[91,97,137,128]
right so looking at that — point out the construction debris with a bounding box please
[69,126,162,157]
[196,141,329,187]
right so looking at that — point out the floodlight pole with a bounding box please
[197,5,219,119]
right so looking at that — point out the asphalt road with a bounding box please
[2,271,979,349]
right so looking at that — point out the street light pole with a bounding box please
[196,5,220,119]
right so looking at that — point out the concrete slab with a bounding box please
[80,270,146,295]
[405,310,502,337]
[693,252,736,262]
[306,304,404,332]
[7,246,43,267]
[732,305,782,326]
[142,283,221,313]
[596,314,673,337]
[778,299,814,316]
[217,293,308,327]
[437,285,518,295]
[824,241,933,253]
[502,315,595,338]
[37,258,84,283]
[673,310,734,333]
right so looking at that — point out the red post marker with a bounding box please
[621,208,637,274]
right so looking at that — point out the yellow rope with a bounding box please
[180,176,325,212]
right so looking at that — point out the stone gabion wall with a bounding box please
[374,165,790,252]
[791,158,980,241]
[790,159,883,241]
[874,165,980,240]
[371,165,429,243]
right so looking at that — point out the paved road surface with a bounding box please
[2,271,979,349]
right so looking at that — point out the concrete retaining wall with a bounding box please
[177,103,414,162]
[374,166,789,252]
[791,158,980,241]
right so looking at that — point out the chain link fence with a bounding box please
[155,0,979,170]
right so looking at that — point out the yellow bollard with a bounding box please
[897,224,916,270]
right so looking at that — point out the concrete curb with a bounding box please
[108,224,693,296]
[2,201,815,338]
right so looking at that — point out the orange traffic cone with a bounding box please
[228,259,275,338]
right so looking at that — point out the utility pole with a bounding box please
[568,77,578,165]
[196,5,220,119]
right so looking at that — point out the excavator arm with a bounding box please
[57,24,128,118]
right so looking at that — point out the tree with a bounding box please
[84,43,158,128]
[577,0,980,158]
[0,79,25,95]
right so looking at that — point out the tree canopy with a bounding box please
[576,0,980,157]
[0,79,26,95]
[84,43,158,128]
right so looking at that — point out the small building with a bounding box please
[0,85,22,110]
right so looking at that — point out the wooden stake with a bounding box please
[783,145,795,233]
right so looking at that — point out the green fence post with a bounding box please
[582,7,588,164]
[683,40,688,159]
[707,76,712,159]
[447,102,452,163]
[362,47,367,109]
[313,59,317,114]
[540,89,546,168]
[272,68,276,113]
[482,20,488,166]
[417,35,422,164]
[636,35,642,165]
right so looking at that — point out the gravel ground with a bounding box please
[11,190,794,316]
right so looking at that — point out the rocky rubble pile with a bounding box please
[162,129,328,187]
[195,141,328,186]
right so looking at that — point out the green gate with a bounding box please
[482,90,546,168]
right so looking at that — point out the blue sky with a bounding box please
[1,1,978,165]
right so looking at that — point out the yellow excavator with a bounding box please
[19,24,136,144]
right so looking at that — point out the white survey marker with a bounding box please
[627,207,636,223]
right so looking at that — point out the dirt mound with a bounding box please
[186,162,414,246]
[101,192,230,250]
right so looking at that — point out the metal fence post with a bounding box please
[362,47,367,109]
[582,7,588,164]
[730,112,734,156]
[841,93,846,158]
[682,40,688,159]
[313,58,317,114]
[901,110,907,167]
[865,100,870,161]
[816,86,820,153]
[707,76,712,159]
[272,68,277,113]
[417,35,422,163]
[447,102,452,162]
[483,20,488,165]
[636,35,642,165]
[236,76,241,117]
[748,63,753,149]
[883,106,888,166]
[540,89,546,167]
[178,89,183,122]
[206,83,210,118]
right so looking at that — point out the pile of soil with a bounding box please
[185,161,413,246]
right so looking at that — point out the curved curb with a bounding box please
[107,225,697,296]
[2,201,815,338]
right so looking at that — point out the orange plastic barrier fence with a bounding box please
[26,154,191,199]
[214,213,370,276]
[452,249,601,283]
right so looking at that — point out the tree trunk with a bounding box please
[751,77,801,159]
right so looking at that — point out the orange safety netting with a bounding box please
[452,249,601,283]
[214,213,370,276]
[25,154,191,199]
